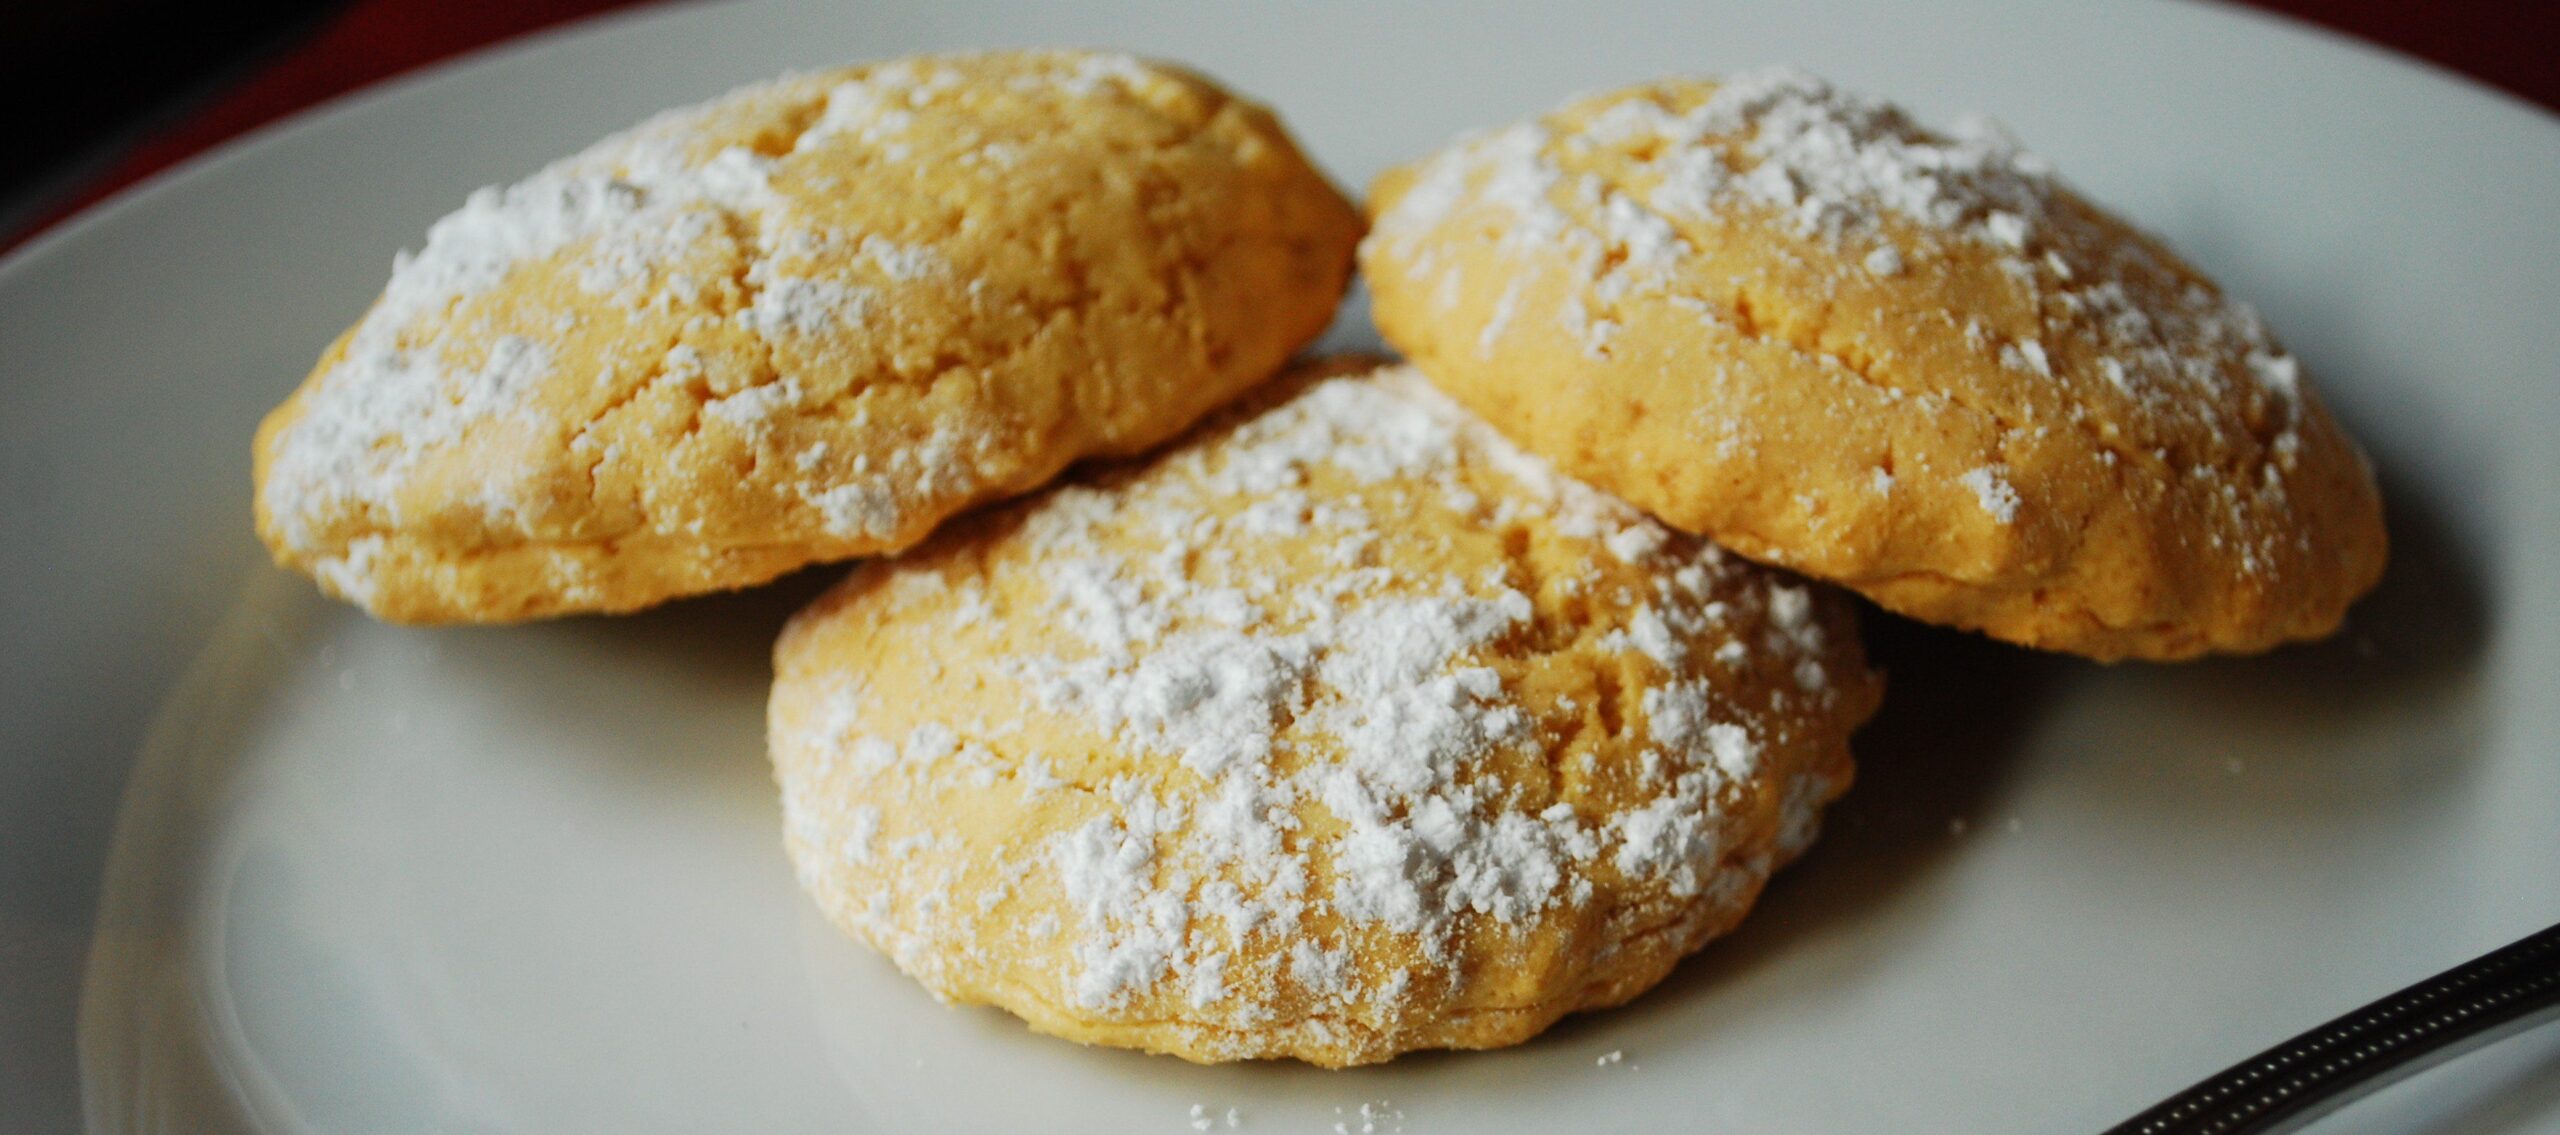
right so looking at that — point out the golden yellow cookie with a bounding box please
[254,50,1360,622]
[1362,68,2385,660]
[770,360,1880,1066]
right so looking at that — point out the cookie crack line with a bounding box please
[463,189,1129,562]
[714,208,786,435]
[588,287,1099,563]
[565,329,687,522]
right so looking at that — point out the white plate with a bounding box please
[8,0,2559,1131]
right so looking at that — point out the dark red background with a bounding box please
[8,0,2555,251]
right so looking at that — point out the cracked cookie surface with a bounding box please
[769,360,1880,1066]
[1361,68,2385,660]
[254,50,1361,622]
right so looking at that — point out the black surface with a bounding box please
[0,1,342,225]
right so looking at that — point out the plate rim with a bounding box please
[9,1,2560,1131]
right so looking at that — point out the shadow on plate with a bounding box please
[556,561,848,673]
[2138,458,2489,716]
[415,563,847,785]
[2050,457,2492,825]
[1550,607,2078,1042]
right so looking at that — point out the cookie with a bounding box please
[770,360,1880,1066]
[254,50,1361,622]
[1362,68,2385,660]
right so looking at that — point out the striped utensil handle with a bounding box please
[2107,920,2560,1135]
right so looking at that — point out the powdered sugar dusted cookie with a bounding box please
[770,360,1880,1066]
[255,50,1360,622]
[1362,68,2385,660]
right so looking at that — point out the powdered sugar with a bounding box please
[1367,65,2328,558]
[1960,465,2022,524]
[1704,69,2055,245]
[1044,51,1157,99]
[859,234,943,281]
[263,51,1210,580]
[2001,339,2053,377]
[1053,778,1194,1007]
[1333,1101,1405,1135]
[738,273,873,339]
[257,79,793,547]
[801,60,958,156]
[1369,66,2068,307]
[703,378,806,434]
[798,427,985,541]
[1034,620,1307,780]
[263,332,554,547]
[786,368,1865,1028]
[1186,1104,1243,1130]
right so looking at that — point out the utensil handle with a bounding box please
[2105,920,2560,1135]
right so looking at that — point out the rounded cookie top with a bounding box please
[1361,67,2385,660]
[769,360,1880,1067]
[254,50,1361,623]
